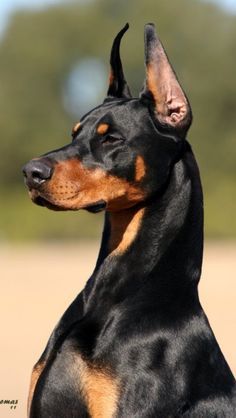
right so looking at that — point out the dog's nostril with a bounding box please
[32,168,48,181]
[22,159,53,188]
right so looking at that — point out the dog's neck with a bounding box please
[86,147,203,309]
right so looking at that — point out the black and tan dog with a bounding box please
[23,23,235,418]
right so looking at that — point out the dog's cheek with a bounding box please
[104,148,135,181]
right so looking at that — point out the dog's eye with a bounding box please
[101,134,124,145]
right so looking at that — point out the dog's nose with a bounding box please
[22,159,53,189]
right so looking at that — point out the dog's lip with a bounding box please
[34,195,52,207]
[28,189,107,212]
[29,188,79,203]
[36,196,67,211]
[85,200,107,213]
[29,189,70,210]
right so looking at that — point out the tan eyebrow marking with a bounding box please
[97,123,109,135]
[72,122,81,134]
[135,155,146,182]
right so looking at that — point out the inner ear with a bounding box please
[141,23,192,136]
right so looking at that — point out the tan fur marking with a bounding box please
[135,156,146,182]
[77,357,119,418]
[72,122,81,134]
[97,123,109,135]
[109,207,145,255]
[27,361,46,416]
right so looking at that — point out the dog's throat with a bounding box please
[108,206,145,255]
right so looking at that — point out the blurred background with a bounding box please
[0,0,235,417]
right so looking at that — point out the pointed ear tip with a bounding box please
[144,23,156,32]
[111,23,129,55]
[145,22,155,27]
[120,23,129,33]
[144,23,159,43]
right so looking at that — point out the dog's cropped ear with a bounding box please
[107,23,132,99]
[141,23,192,136]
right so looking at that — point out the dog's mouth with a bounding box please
[29,190,67,211]
[29,190,106,213]
[34,195,66,211]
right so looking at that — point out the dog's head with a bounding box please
[23,23,192,213]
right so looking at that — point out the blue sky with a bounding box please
[0,0,235,35]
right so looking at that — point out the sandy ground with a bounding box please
[0,241,235,418]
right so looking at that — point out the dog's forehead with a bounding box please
[80,98,147,130]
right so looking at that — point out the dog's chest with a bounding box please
[31,338,119,418]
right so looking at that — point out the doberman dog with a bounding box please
[23,23,235,418]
